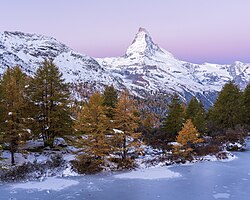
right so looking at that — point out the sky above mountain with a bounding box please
[1,0,250,64]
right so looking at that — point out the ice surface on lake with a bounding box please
[2,139,250,200]
[114,166,181,179]
[11,177,79,191]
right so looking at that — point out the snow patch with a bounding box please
[12,177,79,191]
[114,166,181,180]
[62,164,79,177]
[113,129,124,134]
[213,193,230,199]
[220,153,238,162]
[201,155,218,162]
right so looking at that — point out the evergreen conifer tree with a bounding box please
[243,83,250,128]
[103,85,118,118]
[186,97,206,133]
[211,81,243,131]
[162,94,185,141]
[186,97,200,120]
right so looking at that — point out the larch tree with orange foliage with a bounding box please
[75,92,112,160]
[113,91,141,161]
[176,119,203,153]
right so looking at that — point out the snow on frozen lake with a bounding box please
[114,166,181,180]
[12,177,79,191]
[213,193,231,199]
[1,139,250,200]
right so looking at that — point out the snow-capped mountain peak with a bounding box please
[1,29,250,109]
[0,31,120,90]
[97,28,250,108]
[126,27,161,58]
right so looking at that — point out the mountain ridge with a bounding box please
[0,28,249,108]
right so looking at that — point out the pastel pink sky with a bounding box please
[1,0,250,64]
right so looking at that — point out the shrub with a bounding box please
[225,127,246,144]
[117,158,137,169]
[0,153,65,182]
[49,154,64,168]
[0,163,33,182]
[108,157,137,170]
[71,155,103,174]
[195,144,220,156]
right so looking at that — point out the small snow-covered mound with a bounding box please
[213,193,230,199]
[220,153,238,162]
[114,167,181,180]
[62,164,79,177]
[12,177,79,191]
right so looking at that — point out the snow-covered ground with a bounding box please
[11,177,79,191]
[213,193,231,199]
[0,137,241,182]
[1,146,250,200]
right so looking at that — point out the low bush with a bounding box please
[195,144,220,156]
[117,158,137,169]
[225,128,246,144]
[71,155,103,174]
[109,157,137,170]
[0,154,65,182]
[0,162,34,182]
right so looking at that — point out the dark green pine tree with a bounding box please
[243,83,250,128]
[28,59,72,148]
[0,66,30,165]
[186,97,200,120]
[186,97,206,133]
[211,81,243,131]
[102,85,118,118]
[162,94,185,141]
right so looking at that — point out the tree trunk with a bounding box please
[43,136,54,148]
[10,149,15,165]
[122,136,126,160]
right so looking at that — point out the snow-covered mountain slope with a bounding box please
[0,29,249,108]
[0,31,119,88]
[97,28,250,107]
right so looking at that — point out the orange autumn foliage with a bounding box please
[176,119,203,147]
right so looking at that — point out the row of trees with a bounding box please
[0,61,142,167]
[75,90,141,163]
[162,95,206,141]
[75,80,249,163]
[0,60,72,164]
[157,81,250,152]
[0,59,249,168]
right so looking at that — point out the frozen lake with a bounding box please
[1,139,250,200]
